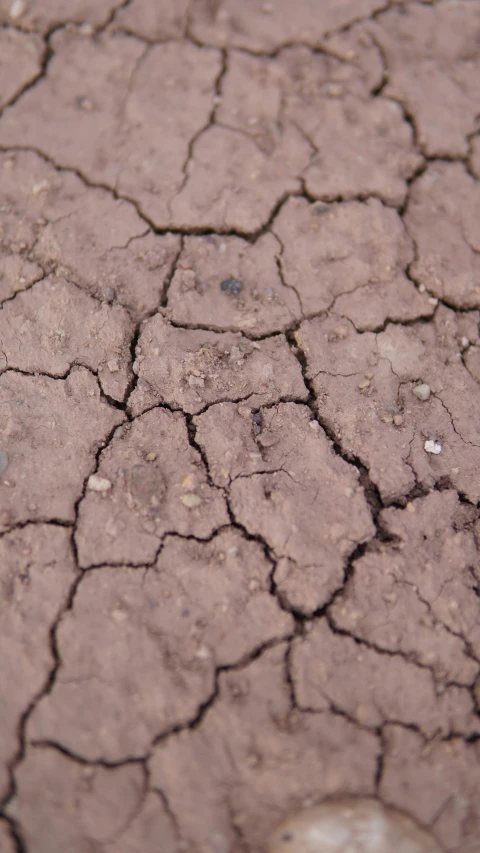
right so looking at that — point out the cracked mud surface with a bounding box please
[0,1,479,851]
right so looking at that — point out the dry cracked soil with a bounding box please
[0,0,480,851]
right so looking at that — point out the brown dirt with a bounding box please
[0,1,479,852]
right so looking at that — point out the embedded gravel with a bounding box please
[1,2,479,852]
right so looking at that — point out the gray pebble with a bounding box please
[267,798,442,853]
[220,278,242,297]
[252,412,263,435]
[413,383,431,402]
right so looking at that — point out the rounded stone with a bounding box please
[413,384,431,402]
[266,798,443,853]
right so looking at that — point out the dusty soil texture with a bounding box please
[0,1,480,851]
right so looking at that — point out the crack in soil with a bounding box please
[1,1,479,848]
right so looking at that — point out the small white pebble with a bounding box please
[181,493,202,508]
[88,474,112,492]
[428,297,438,306]
[107,358,119,373]
[10,0,26,19]
[195,646,210,659]
[345,487,355,498]
[413,383,431,401]
[32,180,49,197]
[460,337,469,349]
[418,283,426,293]
[424,439,442,455]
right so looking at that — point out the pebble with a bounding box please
[424,439,442,455]
[10,0,26,19]
[252,412,263,435]
[181,493,202,508]
[32,180,50,197]
[77,96,93,112]
[266,798,442,853]
[107,359,119,373]
[0,450,9,476]
[87,474,112,492]
[413,383,431,401]
[220,278,242,297]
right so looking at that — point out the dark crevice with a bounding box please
[375,727,386,794]
[299,174,406,211]
[185,409,285,576]
[168,48,228,213]
[154,787,183,844]
[185,413,216,489]
[160,236,184,308]
[0,144,298,242]
[127,390,309,425]
[163,314,302,342]
[0,414,141,796]
[1,2,479,844]
[325,613,477,691]
[120,323,144,411]
[0,815,27,853]
[183,0,396,57]
[0,517,74,539]
[27,739,147,769]
[0,567,83,813]
[286,328,383,523]
[0,270,48,311]
[0,359,131,416]
[152,634,295,752]
[101,0,135,33]
[0,25,53,121]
